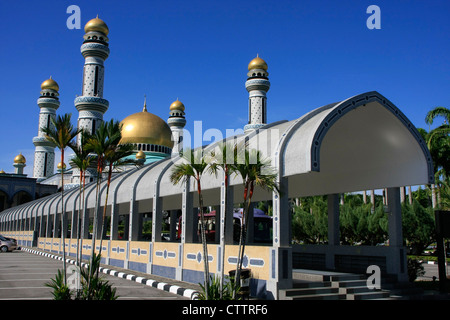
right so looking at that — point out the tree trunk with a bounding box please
[197,178,209,300]
[60,149,67,285]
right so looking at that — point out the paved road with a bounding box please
[0,250,189,300]
[417,262,449,281]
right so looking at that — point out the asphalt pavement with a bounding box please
[0,249,191,300]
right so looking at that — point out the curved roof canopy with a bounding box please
[0,91,433,221]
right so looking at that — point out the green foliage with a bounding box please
[292,196,328,244]
[78,252,118,300]
[401,200,435,254]
[46,253,118,300]
[197,275,238,300]
[407,258,425,282]
[45,269,72,300]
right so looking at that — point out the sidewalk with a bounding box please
[20,246,201,300]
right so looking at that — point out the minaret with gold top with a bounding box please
[167,99,186,156]
[32,77,60,180]
[74,15,110,146]
[244,55,270,132]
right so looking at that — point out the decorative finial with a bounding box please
[143,95,147,112]
[96,14,99,19]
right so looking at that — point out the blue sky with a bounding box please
[0,0,449,176]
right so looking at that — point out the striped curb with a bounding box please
[21,247,199,300]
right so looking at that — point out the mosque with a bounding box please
[0,16,434,299]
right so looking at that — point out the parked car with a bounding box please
[0,234,17,252]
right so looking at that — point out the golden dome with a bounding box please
[120,106,174,149]
[57,162,66,170]
[41,77,59,91]
[0,169,5,174]
[84,16,109,36]
[135,151,145,159]
[14,153,26,164]
[170,99,185,112]
[248,55,268,71]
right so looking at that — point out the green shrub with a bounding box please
[45,269,72,300]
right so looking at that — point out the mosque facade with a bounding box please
[0,17,435,299]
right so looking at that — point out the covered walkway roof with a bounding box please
[0,91,434,221]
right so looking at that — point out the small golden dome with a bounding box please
[120,106,174,149]
[170,99,185,112]
[0,169,5,174]
[135,151,145,160]
[248,55,268,71]
[14,153,26,164]
[41,77,59,91]
[57,162,66,170]
[84,16,109,36]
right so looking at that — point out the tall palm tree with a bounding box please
[422,106,450,208]
[69,129,95,268]
[170,148,211,299]
[232,147,279,298]
[85,121,110,259]
[98,120,136,257]
[207,141,238,298]
[41,113,81,285]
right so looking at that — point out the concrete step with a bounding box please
[346,290,391,300]
[283,286,340,297]
[332,279,368,288]
[286,292,347,300]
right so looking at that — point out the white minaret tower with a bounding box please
[73,16,110,183]
[244,55,270,132]
[167,99,186,156]
[75,15,110,143]
[32,77,60,181]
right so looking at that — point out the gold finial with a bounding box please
[143,95,147,112]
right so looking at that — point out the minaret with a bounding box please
[32,77,60,180]
[167,99,186,156]
[75,15,110,144]
[244,55,270,132]
[14,153,26,175]
[73,16,110,183]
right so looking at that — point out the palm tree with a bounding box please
[170,148,211,299]
[98,120,136,257]
[69,129,95,268]
[85,121,109,259]
[232,147,279,298]
[422,106,450,208]
[207,141,238,298]
[41,113,81,285]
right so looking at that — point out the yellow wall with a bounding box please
[22,236,273,282]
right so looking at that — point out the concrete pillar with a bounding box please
[268,176,292,299]
[220,182,234,246]
[129,184,139,241]
[327,194,340,246]
[181,178,195,243]
[387,187,407,281]
[110,204,119,240]
[152,197,163,243]
[387,187,403,247]
[71,209,79,239]
[273,177,290,247]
